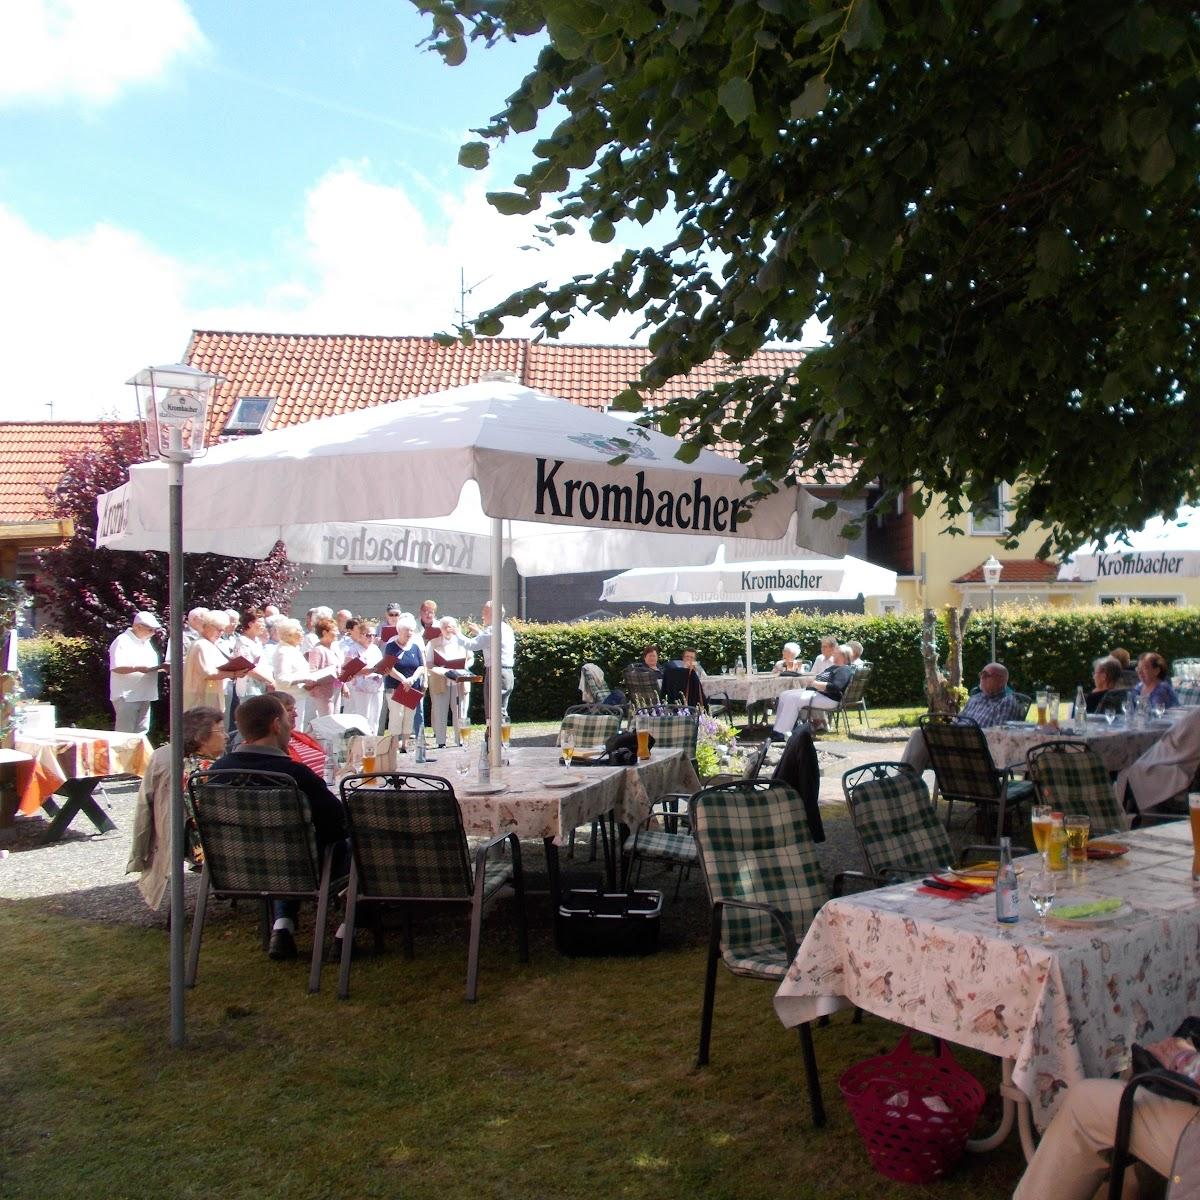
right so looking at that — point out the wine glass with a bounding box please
[1028,870,1057,939]
[1103,708,1116,727]
[1151,701,1166,721]
[561,731,575,768]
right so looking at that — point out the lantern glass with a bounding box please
[982,555,1003,588]
[127,364,221,462]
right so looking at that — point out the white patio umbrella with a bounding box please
[97,380,849,757]
[1057,506,1200,584]
[600,549,897,669]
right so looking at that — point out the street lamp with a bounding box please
[128,363,222,1049]
[982,555,1003,663]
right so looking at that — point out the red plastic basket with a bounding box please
[839,1035,986,1184]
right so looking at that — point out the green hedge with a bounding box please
[496,606,1200,721]
[18,635,112,730]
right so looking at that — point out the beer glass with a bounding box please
[1064,814,1090,864]
[361,736,377,775]
[1036,690,1049,724]
[636,728,651,760]
[1031,805,1053,866]
[1190,794,1200,884]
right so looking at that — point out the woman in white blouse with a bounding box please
[270,618,315,728]
[425,615,474,748]
[183,612,233,711]
[342,617,385,733]
[807,635,839,679]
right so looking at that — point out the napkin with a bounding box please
[1053,897,1122,920]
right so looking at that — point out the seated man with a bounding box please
[662,647,706,708]
[210,693,348,962]
[771,643,854,736]
[959,662,1026,726]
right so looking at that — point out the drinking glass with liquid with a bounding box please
[1031,805,1053,867]
[1064,814,1091,864]
[1190,794,1200,884]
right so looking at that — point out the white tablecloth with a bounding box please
[984,719,1169,774]
[774,822,1199,1131]
[412,746,700,845]
[705,673,808,707]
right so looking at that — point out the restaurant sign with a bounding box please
[1065,550,1200,582]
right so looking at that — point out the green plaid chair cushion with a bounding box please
[580,663,611,704]
[690,782,827,977]
[344,785,478,899]
[635,713,699,756]
[921,718,1004,801]
[1025,741,1128,834]
[847,769,954,879]
[622,827,699,865]
[188,775,319,895]
[559,709,622,748]
[624,663,663,709]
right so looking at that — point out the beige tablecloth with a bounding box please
[774,822,1199,1132]
[984,719,1169,774]
[408,746,700,845]
[705,673,808,707]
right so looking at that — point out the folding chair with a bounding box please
[690,779,828,1128]
[624,662,663,713]
[826,662,873,735]
[338,772,527,1002]
[1108,1070,1200,1200]
[186,769,339,995]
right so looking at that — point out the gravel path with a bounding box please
[0,727,915,929]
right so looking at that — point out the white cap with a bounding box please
[133,611,162,630]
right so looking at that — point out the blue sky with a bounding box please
[0,0,647,420]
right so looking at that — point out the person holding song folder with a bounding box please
[341,618,385,733]
[426,615,475,748]
[377,615,427,753]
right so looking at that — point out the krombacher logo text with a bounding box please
[740,570,826,591]
[321,527,474,570]
[535,458,746,532]
[1095,553,1184,577]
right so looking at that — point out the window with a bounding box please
[878,599,904,615]
[961,588,1048,609]
[222,396,274,435]
[1098,594,1180,607]
[968,485,1007,535]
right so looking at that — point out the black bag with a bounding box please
[555,888,663,956]
[602,730,654,765]
[1131,1018,1200,1095]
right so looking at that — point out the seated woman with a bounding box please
[274,691,331,774]
[771,644,854,735]
[808,635,838,679]
[1085,655,1127,713]
[1134,651,1179,710]
[773,642,804,675]
[579,662,624,707]
[127,705,226,911]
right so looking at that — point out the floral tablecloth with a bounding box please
[774,822,1200,1132]
[705,672,808,707]
[414,746,700,845]
[984,719,1168,774]
[13,727,153,814]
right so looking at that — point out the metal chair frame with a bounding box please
[1108,1070,1200,1200]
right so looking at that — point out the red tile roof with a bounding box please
[186,331,859,486]
[0,422,126,524]
[954,558,1061,584]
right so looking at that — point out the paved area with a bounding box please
[0,726,914,929]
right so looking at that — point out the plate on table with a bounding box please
[1048,898,1134,926]
[1087,841,1129,860]
[538,774,586,788]
[1001,721,1031,730]
[461,783,508,796]
[949,861,1024,880]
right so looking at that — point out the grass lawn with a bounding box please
[0,861,1027,1200]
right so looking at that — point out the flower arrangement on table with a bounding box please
[695,712,743,779]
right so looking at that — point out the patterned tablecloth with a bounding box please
[411,746,700,845]
[774,822,1200,1132]
[984,718,1169,774]
[704,672,809,707]
[13,727,153,814]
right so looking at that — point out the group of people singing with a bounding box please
[108,597,517,752]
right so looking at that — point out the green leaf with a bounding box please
[843,0,884,52]
[508,103,538,133]
[717,77,756,125]
[1006,122,1036,168]
[440,36,467,67]
[486,191,539,216]
[790,76,829,120]
[1100,109,1127,155]
[1129,105,1169,150]
[663,0,699,14]
[1035,229,1073,276]
[984,0,1023,27]
[1138,134,1175,186]
[457,142,490,170]
[590,216,616,242]
[675,441,702,463]
[809,234,843,273]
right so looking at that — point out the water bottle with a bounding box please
[477,732,490,784]
[1074,685,1087,724]
[995,836,1019,924]
[415,735,426,764]
[735,655,745,675]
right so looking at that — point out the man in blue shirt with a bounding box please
[960,662,1026,726]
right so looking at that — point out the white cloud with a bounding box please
[0,204,192,419]
[0,0,206,107]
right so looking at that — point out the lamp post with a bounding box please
[982,555,1003,663]
[128,364,221,1048]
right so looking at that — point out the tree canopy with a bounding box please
[416,0,1199,554]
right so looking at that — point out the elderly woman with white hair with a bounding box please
[270,617,317,728]
[379,614,427,752]
[425,615,474,748]
[182,611,235,711]
[773,642,804,675]
[771,643,854,736]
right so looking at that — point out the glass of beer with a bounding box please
[1189,794,1200,884]
[1064,814,1091,864]
[1046,815,1068,871]
[361,736,377,775]
[1036,689,1049,725]
[1031,804,1053,866]
[636,728,651,760]
[561,731,574,767]
[500,720,512,763]
[1046,690,1060,725]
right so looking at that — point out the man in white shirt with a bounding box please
[464,601,516,721]
[108,611,164,733]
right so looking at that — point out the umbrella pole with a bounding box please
[744,600,752,673]
[489,517,502,767]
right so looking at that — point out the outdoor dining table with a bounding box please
[13,727,152,842]
[984,715,1171,774]
[705,671,809,715]
[412,745,701,899]
[773,821,1199,1160]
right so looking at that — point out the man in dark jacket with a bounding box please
[210,693,347,961]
